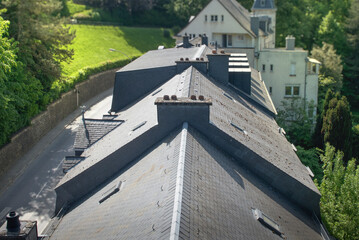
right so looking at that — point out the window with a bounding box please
[270,64,273,72]
[262,64,266,72]
[290,63,296,76]
[269,87,272,95]
[205,15,207,21]
[260,0,265,7]
[252,208,283,237]
[211,15,218,22]
[238,35,244,40]
[221,15,224,21]
[228,35,232,47]
[285,85,300,97]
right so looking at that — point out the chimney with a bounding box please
[286,35,295,50]
[0,212,38,240]
[155,96,212,126]
[207,50,230,85]
[201,34,208,46]
[183,34,192,48]
[250,16,259,36]
[176,57,208,74]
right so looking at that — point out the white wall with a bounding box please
[258,49,318,112]
[179,0,254,48]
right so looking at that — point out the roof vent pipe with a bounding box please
[6,211,21,232]
[286,35,295,50]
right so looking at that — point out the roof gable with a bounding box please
[179,0,262,37]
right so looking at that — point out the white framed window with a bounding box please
[285,85,300,97]
[221,15,224,21]
[270,64,273,72]
[269,87,272,95]
[211,15,218,22]
[262,64,266,72]
[238,35,244,40]
[205,15,207,21]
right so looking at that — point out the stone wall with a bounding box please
[0,68,118,178]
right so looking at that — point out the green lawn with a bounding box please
[62,25,175,77]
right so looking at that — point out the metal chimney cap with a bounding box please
[6,211,21,232]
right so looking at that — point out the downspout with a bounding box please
[304,58,308,110]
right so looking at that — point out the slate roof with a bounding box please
[119,46,210,72]
[252,0,276,10]
[49,46,323,239]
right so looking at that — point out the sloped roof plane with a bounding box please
[50,48,322,239]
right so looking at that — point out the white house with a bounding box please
[177,0,320,115]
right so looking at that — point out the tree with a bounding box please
[322,95,352,161]
[313,89,336,148]
[317,11,347,56]
[319,144,359,240]
[311,43,343,93]
[0,12,42,145]
[344,0,359,107]
[276,98,315,148]
[1,0,75,92]
[296,146,323,182]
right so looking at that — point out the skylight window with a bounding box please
[230,121,248,135]
[132,121,147,131]
[99,181,123,204]
[151,88,162,96]
[252,208,283,237]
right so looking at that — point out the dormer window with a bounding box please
[260,0,265,7]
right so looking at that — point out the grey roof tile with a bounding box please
[51,128,183,240]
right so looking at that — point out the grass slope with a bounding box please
[62,25,175,76]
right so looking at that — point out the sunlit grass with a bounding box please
[62,24,175,76]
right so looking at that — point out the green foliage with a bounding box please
[317,12,347,56]
[1,0,75,90]
[319,144,359,240]
[276,98,315,148]
[311,43,343,107]
[352,124,359,160]
[296,146,323,182]
[0,13,43,145]
[322,95,352,161]
[343,0,359,107]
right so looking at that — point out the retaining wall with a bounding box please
[0,68,118,178]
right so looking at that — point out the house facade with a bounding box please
[177,0,319,113]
